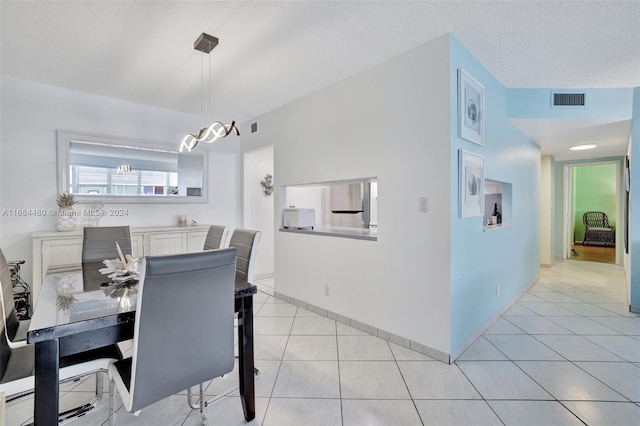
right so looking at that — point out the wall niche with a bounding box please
[484,179,512,230]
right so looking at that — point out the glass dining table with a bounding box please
[27,262,257,425]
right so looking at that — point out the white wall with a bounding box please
[629,86,640,310]
[626,138,632,300]
[241,36,452,354]
[243,145,274,279]
[540,156,554,266]
[0,76,242,283]
[0,80,3,240]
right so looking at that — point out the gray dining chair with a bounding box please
[228,228,261,285]
[188,228,262,409]
[82,226,133,290]
[0,312,122,423]
[108,248,238,425]
[203,224,229,250]
[0,249,29,348]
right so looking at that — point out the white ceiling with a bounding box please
[510,118,632,161]
[1,1,639,161]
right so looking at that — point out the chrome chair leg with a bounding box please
[96,372,104,395]
[205,367,261,403]
[59,372,105,425]
[186,368,260,411]
[16,371,109,426]
[199,382,209,425]
[109,378,116,426]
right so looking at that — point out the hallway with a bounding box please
[457,259,640,425]
[570,244,616,264]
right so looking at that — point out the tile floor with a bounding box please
[6,260,640,425]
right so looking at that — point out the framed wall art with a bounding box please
[458,69,484,145]
[459,149,484,218]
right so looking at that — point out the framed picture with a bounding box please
[459,149,484,218]
[458,69,484,145]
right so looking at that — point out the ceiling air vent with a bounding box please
[551,92,586,108]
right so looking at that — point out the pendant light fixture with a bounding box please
[180,33,239,152]
[117,145,132,174]
[116,163,132,174]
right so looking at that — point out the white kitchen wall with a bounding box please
[285,185,327,226]
[0,76,242,283]
[241,35,453,355]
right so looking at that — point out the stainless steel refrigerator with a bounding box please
[329,182,370,228]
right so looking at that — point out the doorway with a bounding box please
[563,161,620,265]
[243,146,275,293]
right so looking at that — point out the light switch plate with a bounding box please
[419,197,429,212]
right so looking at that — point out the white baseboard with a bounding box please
[273,291,450,363]
[272,273,541,365]
[255,272,274,281]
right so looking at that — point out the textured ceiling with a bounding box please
[1,1,639,160]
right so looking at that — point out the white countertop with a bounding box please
[279,225,377,241]
[31,224,211,238]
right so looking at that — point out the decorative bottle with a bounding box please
[493,203,502,225]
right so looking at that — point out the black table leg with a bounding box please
[237,295,255,421]
[34,339,60,426]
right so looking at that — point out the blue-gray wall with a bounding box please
[449,37,540,353]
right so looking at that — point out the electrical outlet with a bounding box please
[496,285,501,297]
[324,284,330,296]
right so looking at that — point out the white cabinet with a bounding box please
[147,229,209,255]
[31,224,210,303]
[187,231,208,252]
[131,235,144,257]
[41,238,82,272]
[148,232,187,255]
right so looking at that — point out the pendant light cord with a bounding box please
[199,40,214,129]
[200,52,205,130]
[208,40,212,123]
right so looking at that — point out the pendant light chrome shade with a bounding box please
[116,163,132,174]
[180,33,239,152]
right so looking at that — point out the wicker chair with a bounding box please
[583,211,615,247]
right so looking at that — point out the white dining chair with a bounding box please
[203,224,229,250]
[187,227,262,410]
[228,228,261,285]
[0,312,122,424]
